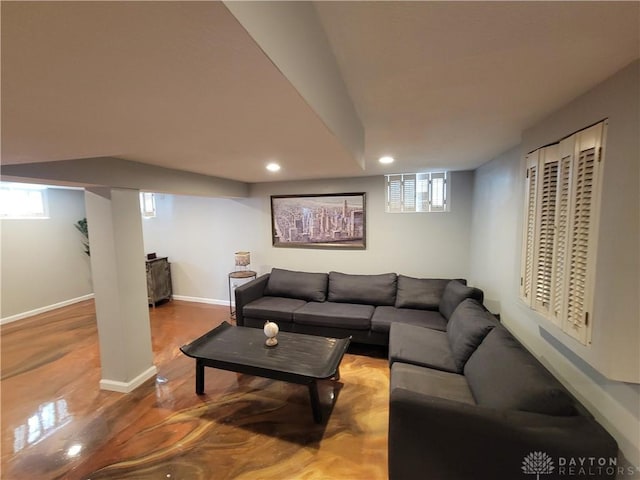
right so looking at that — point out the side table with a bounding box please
[146,257,172,307]
[228,270,257,318]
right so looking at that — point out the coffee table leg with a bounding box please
[196,359,205,394]
[308,381,322,424]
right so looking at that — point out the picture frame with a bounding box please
[271,192,366,249]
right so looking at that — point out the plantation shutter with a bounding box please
[416,173,430,212]
[561,122,604,344]
[532,145,559,317]
[385,172,449,213]
[430,172,447,212]
[521,151,539,304]
[521,120,605,346]
[551,143,573,325]
[403,174,417,212]
[387,175,402,213]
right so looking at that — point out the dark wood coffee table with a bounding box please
[180,321,351,423]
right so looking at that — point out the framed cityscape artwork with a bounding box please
[271,192,366,249]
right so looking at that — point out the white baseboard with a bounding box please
[0,294,229,326]
[100,365,158,393]
[172,295,230,306]
[0,293,95,325]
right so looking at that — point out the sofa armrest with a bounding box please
[234,274,269,326]
[389,388,617,480]
[439,280,484,320]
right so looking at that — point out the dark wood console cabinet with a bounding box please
[146,257,172,306]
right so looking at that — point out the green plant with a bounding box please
[75,217,90,256]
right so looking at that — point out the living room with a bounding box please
[1,2,639,479]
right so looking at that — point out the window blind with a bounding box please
[385,172,448,213]
[533,145,559,316]
[520,120,605,345]
[521,153,538,303]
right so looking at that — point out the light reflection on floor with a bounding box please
[13,398,71,453]
[2,300,390,479]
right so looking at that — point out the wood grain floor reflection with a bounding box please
[1,300,389,479]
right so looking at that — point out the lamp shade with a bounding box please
[234,251,251,267]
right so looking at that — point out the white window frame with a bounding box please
[385,172,448,213]
[140,192,156,218]
[520,120,606,345]
[0,183,49,219]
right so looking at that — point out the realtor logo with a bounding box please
[522,451,555,479]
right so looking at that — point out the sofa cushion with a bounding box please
[264,268,328,302]
[389,323,458,373]
[439,280,484,320]
[395,276,450,310]
[293,301,374,330]
[446,299,498,371]
[464,326,576,416]
[242,296,307,323]
[371,306,447,333]
[391,362,475,405]
[328,271,397,306]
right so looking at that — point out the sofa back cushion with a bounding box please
[464,326,576,416]
[446,299,498,372]
[328,271,397,306]
[264,268,328,302]
[395,276,450,310]
[439,280,484,320]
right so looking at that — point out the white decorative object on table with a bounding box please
[263,321,279,347]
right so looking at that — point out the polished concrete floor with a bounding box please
[1,300,389,479]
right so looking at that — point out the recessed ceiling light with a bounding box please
[379,156,395,164]
[266,163,281,172]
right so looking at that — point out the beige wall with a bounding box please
[142,193,262,304]
[250,172,474,278]
[142,171,475,304]
[469,60,640,466]
[1,187,92,320]
[0,170,475,313]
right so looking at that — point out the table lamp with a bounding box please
[234,251,251,271]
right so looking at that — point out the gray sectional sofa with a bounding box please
[389,298,618,479]
[234,268,484,345]
[235,267,618,479]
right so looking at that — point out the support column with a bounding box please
[85,188,157,393]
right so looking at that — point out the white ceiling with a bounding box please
[2,1,639,184]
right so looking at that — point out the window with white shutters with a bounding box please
[386,175,403,213]
[140,192,157,218]
[533,145,559,317]
[385,172,449,213]
[416,174,430,211]
[562,125,603,345]
[520,121,606,345]
[403,174,417,211]
[429,172,447,212]
[551,151,572,325]
[520,153,538,303]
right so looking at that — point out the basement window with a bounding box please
[140,192,156,218]
[385,172,448,213]
[0,183,49,219]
